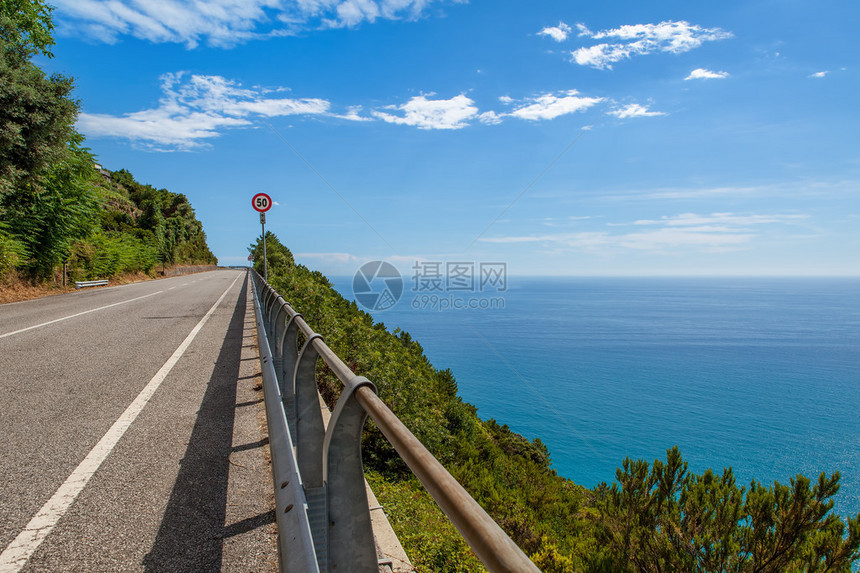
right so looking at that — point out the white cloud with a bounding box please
[477,110,503,125]
[433,90,605,126]
[809,71,829,78]
[685,68,730,80]
[488,90,603,123]
[575,23,593,37]
[329,0,381,27]
[507,90,604,121]
[333,105,374,122]
[77,74,624,148]
[294,252,361,263]
[637,185,766,200]
[538,21,572,42]
[480,229,755,250]
[608,103,665,119]
[570,20,733,69]
[480,235,554,244]
[571,43,634,69]
[76,72,353,150]
[479,212,808,253]
[614,228,754,251]
[605,180,859,201]
[541,215,593,227]
[372,94,479,130]
[76,72,667,149]
[77,111,249,150]
[633,213,809,227]
[53,0,455,47]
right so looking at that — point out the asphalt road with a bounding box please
[0,270,277,572]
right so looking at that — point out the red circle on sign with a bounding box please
[252,193,272,212]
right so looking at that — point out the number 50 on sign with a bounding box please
[252,193,272,212]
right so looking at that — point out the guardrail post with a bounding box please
[268,300,287,401]
[323,376,379,573]
[294,333,329,568]
[272,301,289,352]
[279,313,302,396]
[266,293,281,333]
[264,290,277,331]
[263,286,274,317]
[260,286,272,321]
[257,275,265,298]
[294,334,326,488]
[278,313,302,440]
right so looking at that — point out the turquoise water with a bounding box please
[331,277,860,520]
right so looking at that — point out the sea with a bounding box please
[330,276,860,521]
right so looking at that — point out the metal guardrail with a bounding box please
[250,270,541,573]
[74,279,109,289]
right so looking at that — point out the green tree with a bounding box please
[1,138,102,279]
[248,231,294,277]
[109,170,216,268]
[0,2,217,283]
[0,220,26,279]
[0,0,77,198]
[595,447,860,572]
[0,0,55,58]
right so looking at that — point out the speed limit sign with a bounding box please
[252,193,272,212]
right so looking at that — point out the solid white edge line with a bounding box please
[0,273,242,572]
[0,291,163,340]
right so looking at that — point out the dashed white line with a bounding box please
[0,274,240,572]
[0,291,163,340]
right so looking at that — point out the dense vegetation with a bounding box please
[0,0,215,286]
[251,233,860,572]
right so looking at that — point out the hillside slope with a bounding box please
[250,233,859,573]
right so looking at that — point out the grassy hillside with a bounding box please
[0,161,217,286]
[250,233,859,573]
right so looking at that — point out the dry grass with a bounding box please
[0,281,76,304]
[0,268,207,305]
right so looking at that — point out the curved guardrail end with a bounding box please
[294,333,326,489]
[279,313,303,431]
[323,376,378,573]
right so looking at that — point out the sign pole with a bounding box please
[261,211,268,282]
[252,192,273,282]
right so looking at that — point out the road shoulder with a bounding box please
[221,278,278,572]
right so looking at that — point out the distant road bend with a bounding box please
[0,270,277,572]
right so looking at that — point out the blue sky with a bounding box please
[43,0,859,276]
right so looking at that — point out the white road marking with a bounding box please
[0,274,241,572]
[0,291,163,340]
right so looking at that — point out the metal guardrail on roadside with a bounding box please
[250,270,541,573]
[74,279,109,289]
